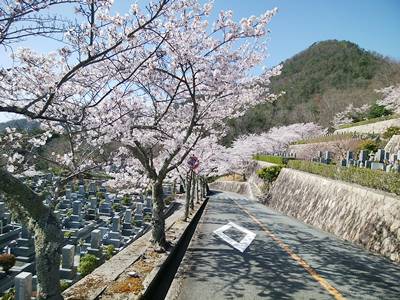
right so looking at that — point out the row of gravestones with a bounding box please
[341,149,400,172]
[264,152,297,158]
[313,149,400,172]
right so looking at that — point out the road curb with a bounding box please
[141,197,209,300]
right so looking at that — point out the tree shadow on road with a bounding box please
[179,196,400,300]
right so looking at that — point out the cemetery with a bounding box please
[0,173,179,298]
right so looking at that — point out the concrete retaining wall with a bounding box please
[267,168,400,263]
[210,161,272,199]
[209,181,255,199]
[334,118,400,134]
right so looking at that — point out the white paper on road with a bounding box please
[213,222,256,253]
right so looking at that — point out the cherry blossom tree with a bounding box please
[332,104,371,129]
[0,0,173,297]
[377,85,400,113]
[0,0,78,47]
[88,0,280,249]
[223,123,323,176]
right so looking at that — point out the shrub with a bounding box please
[367,103,392,119]
[112,203,121,212]
[287,160,400,196]
[164,196,173,206]
[256,165,283,183]
[1,288,15,300]
[0,254,16,273]
[383,126,400,139]
[78,254,99,277]
[60,280,71,292]
[357,139,379,153]
[143,214,152,223]
[104,245,115,260]
[96,192,104,200]
[121,195,131,206]
[132,220,141,227]
[63,231,73,239]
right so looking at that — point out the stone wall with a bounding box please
[385,135,400,154]
[334,118,400,134]
[267,168,400,263]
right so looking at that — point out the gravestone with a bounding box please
[65,188,72,200]
[89,181,97,193]
[112,216,121,233]
[91,229,102,249]
[15,272,32,300]
[324,151,332,164]
[79,185,85,196]
[359,150,368,162]
[371,162,385,171]
[62,245,75,269]
[376,149,385,163]
[346,151,353,161]
[60,245,77,280]
[89,196,97,209]
[72,201,82,216]
[124,209,132,224]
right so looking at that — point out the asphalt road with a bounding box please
[174,191,400,300]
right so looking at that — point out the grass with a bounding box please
[287,160,400,196]
[253,154,294,165]
[337,114,400,129]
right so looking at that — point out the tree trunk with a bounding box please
[199,177,204,199]
[34,212,64,300]
[190,172,195,210]
[184,173,192,221]
[172,179,176,197]
[151,180,166,249]
[0,169,63,299]
[195,177,200,203]
[202,178,207,198]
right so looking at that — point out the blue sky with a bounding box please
[1,0,399,122]
[210,0,400,67]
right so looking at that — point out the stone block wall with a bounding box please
[334,118,400,134]
[267,168,400,263]
[385,135,400,154]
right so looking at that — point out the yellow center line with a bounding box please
[231,198,346,300]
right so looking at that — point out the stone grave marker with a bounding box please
[15,272,32,300]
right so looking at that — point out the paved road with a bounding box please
[174,191,400,300]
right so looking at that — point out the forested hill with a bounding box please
[0,118,39,132]
[223,40,400,144]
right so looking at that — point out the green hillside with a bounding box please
[0,118,39,132]
[223,40,400,144]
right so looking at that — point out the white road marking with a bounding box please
[213,221,256,253]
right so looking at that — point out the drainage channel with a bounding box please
[141,197,209,300]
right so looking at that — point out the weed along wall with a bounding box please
[267,168,400,263]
